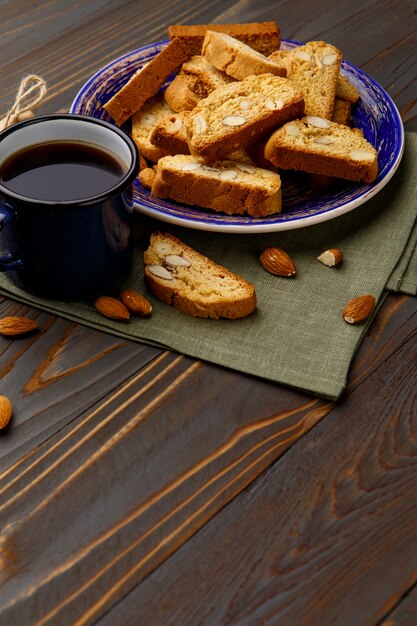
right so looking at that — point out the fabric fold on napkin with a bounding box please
[0,133,416,401]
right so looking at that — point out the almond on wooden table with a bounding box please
[120,290,152,317]
[343,295,376,324]
[94,297,130,321]
[259,247,296,277]
[0,396,12,430]
[0,316,38,336]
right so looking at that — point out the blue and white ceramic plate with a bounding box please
[71,40,404,233]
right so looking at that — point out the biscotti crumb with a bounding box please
[144,232,256,319]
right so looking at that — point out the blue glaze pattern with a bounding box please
[71,40,405,233]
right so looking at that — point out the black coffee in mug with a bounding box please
[1,141,127,202]
[0,114,139,300]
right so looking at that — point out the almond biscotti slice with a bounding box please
[285,41,343,119]
[186,74,304,161]
[151,154,282,217]
[164,73,199,112]
[149,111,191,155]
[178,55,234,99]
[269,49,360,104]
[144,231,256,319]
[332,99,352,125]
[131,94,175,163]
[168,22,281,56]
[264,116,378,183]
[201,31,287,80]
[336,74,360,103]
[103,38,191,125]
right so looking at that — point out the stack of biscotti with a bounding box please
[104,21,378,215]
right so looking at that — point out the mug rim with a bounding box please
[0,113,139,206]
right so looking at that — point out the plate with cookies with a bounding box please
[71,25,404,233]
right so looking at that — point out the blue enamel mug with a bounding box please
[0,114,139,300]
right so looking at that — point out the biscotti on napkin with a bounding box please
[151,154,282,216]
[144,232,256,319]
[168,22,281,56]
[186,74,304,160]
[264,116,378,183]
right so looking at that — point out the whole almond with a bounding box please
[343,295,376,324]
[94,297,130,321]
[0,316,38,336]
[317,248,343,267]
[0,396,12,430]
[259,247,296,277]
[120,290,152,317]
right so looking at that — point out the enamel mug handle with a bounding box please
[0,201,23,271]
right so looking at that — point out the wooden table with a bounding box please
[1,2,416,624]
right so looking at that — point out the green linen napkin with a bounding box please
[0,133,416,400]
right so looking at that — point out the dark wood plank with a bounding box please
[0,0,415,130]
[97,313,417,626]
[0,298,160,472]
[0,294,415,626]
[378,584,417,626]
[0,354,333,625]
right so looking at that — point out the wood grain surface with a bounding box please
[0,1,416,625]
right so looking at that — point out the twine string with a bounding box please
[0,75,47,130]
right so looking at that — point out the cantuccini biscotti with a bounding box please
[144,232,256,319]
[164,73,199,112]
[186,74,304,161]
[149,111,191,155]
[151,154,282,217]
[336,74,360,103]
[269,48,360,104]
[103,38,191,125]
[280,41,343,119]
[182,56,235,98]
[131,94,175,162]
[168,22,280,56]
[201,31,287,81]
[264,116,378,183]
[332,98,352,125]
